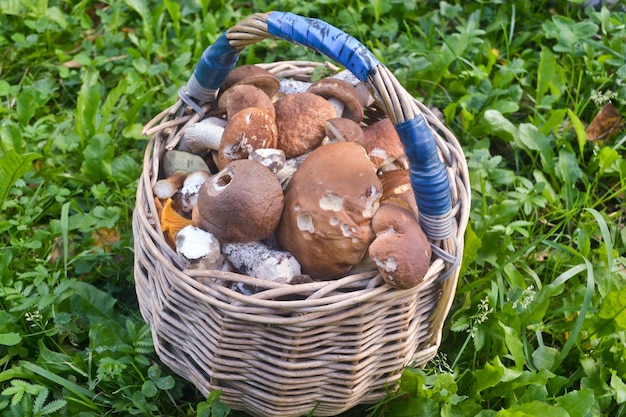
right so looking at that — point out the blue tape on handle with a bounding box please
[267,12,380,82]
[193,33,240,90]
[395,116,452,216]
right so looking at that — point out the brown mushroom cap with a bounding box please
[192,159,284,243]
[308,78,364,123]
[274,92,337,158]
[379,169,418,218]
[361,118,407,169]
[277,141,382,279]
[368,204,431,289]
[224,84,276,120]
[325,118,365,143]
[217,65,280,109]
[217,107,278,170]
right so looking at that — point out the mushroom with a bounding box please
[248,148,286,175]
[276,141,382,279]
[216,65,280,110]
[176,225,224,270]
[222,241,301,284]
[216,107,278,170]
[308,78,364,123]
[153,170,188,199]
[178,117,228,156]
[325,118,365,143]
[192,159,284,243]
[379,169,418,218]
[330,70,375,108]
[279,78,312,95]
[274,92,337,158]
[275,152,309,189]
[178,170,211,214]
[360,118,408,170]
[368,204,431,289]
[160,198,193,249]
[223,84,276,120]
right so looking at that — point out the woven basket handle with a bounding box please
[181,11,453,242]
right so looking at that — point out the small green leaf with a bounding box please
[556,149,583,184]
[536,47,565,103]
[141,380,158,398]
[494,401,569,417]
[39,398,67,415]
[147,364,161,380]
[75,70,101,141]
[0,332,22,346]
[81,133,114,182]
[155,376,175,390]
[482,109,518,143]
[555,389,595,417]
[46,6,67,29]
[532,345,559,370]
[596,146,620,174]
[16,86,38,126]
[598,290,626,330]
[566,109,587,156]
[0,149,42,203]
[473,357,505,394]
[500,323,525,369]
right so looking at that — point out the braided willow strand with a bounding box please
[226,12,274,50]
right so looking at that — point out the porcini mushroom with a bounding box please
[178,117,227,156]
[379,169,418,218]
[153,170,188,199]
[216,106,278,170]
[223,84,276,120]
[222,241,301,284]
[276,141,382,279]
[274,92,337,158]
[368,204,431,289]
[176,225,224,270]
[308,78,364,123]
[331,70,375,108]
[248,148,286,175]
[192,159,284,243]
[216,65,280,110]
[179,170,211,214]
[325,118,365,143]
[361,118,408,170]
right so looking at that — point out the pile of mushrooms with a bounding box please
[154,65,432,292]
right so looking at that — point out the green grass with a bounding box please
[1,0,626,416]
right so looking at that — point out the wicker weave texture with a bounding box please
[133,14,470,417]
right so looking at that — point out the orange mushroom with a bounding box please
[160,198,193,249]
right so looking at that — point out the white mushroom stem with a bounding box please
[328,97,345,118]
[248,148,286,174]
[179,117,227,155]
[279,78,312,95]
[176,225,224,270]
[275,152,309,188]
[222,241,301,284]
[153,170,187,199]
[179,170,211,213]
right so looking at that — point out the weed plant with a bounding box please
[1,0,625,416]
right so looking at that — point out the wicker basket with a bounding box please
[133,11,470,417]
